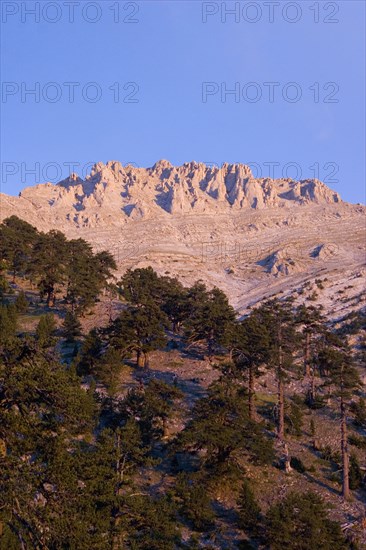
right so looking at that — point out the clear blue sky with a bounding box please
[1,0,365,203]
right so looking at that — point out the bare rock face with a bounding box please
[0,160,364,317]
[4,160,344,230]
[261,249,302,277]
[312,243,340,260]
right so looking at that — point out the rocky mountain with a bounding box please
[1,160,365,317]
[1,160,342,229]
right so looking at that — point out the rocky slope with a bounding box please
[1,160,365,316]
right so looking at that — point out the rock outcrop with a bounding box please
[0,160,364,317]
[1,160,343,230]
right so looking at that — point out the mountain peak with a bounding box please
[2,160,346,231]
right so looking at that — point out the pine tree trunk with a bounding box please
[278,378,285,440]
[307,366,316,406]
[143,352,150,368]
[277,325,285,440]
[304,332,311,377]
[137,349,144,367]
[341,396,350,500]
[208,330,214,359]
[283,443,292,474]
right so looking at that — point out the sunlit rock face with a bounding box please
[1,160,364,317]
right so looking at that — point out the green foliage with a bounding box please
[0,216,38,279]
[0,342,180,549]
[349,454,363,490]
[28,230,68,305]
[285,401,304,437]
[174,474,215,531]
[233,312,272,369]
[0,217,116,311]
[93,347,123,395]
[318,345,361,400]
[62,311,82,342]
[231,312,272,418]
[320,445,341,465]
[305,393,327,409]
[337,310,366,335]
[255,299,299,373]
[265,492,348,549]
[348,433,366,450]
[0,260,10,298]
[0,234,357,546]
[36,313,57,348]
[107,302,168,366]
[75,327,103,375]
[350,397,366,429]
[0,348,98,548]
[118,380,183,445]
[14,290,28,313]
[119,266,162,305]
[0,303,18,352]
[124,494,180,549]
[184,282,236,355]
[177,380,274,474]
[290,456,307,473]
[66,239,116,314]
[237,479,261,532]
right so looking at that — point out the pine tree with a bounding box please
[119,379,183,445]
[296,304,326,404]
[265,491,348,549]
[0,260,9,298]
[185,283,236,358]
[75,328,103,375]
[62,311,82,342]
[28,230,68,306]
[118,266,162,306]
[0,346,96,548]
[233,312,271,420]
[0,216,38,281]
[237,479,261,532]
[65,239,116,314]
[0,304,18,352]
[318,344,361,499]
[159,276,187,333]
[108,302,167,368]
[14,291,28,313]
[35,313,57,348]
[94,347,123,395]
[256,299,298,440]
[174,474,215,531]
[177,379,274,474]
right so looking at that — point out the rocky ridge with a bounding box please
[0,160,365,316]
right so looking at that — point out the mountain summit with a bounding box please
[1,160,342,230]
[0,160,364,317]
